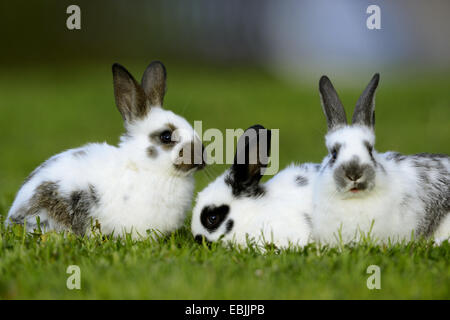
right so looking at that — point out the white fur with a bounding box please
[192,163,318,249]
[312,125,450,245]
[6,107,200,238]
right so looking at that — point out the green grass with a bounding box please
[0,61,449,299]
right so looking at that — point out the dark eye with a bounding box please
[331,149,338,160]
[200,204,230,232]
[160,130,173,144]
[207,215,218,226]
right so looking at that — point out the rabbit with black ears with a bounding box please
[6,61,205,238]
[312,74,450,245]
[191,125,318,249]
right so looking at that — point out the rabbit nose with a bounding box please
[346,172,362,182]
[176,141,206,171]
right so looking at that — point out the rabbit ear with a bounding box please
[319,76,348,130]
[227,125,271,197]
[352,73,380,128]
[141,61,167,107]
[112,63,150,123]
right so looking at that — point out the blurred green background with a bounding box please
[0,1,449,299]
[0,0,448,202]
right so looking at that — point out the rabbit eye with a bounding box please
[331,149,338,160]
[159,130,173,144]
[200,204,230,232]
[329,143,341,163]
[207,215,218,226]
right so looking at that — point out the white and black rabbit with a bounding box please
[191,125,318,249]
[6,61,205,238]
[312,74,450,245]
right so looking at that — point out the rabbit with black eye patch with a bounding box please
[312,74,450,245]
[6,61,206,238]
[191,125,318,250]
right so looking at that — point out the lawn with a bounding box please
[0,61,449,299]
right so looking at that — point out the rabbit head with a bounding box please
[191,125,271,244]
[318,74,380,197]
[113,61,205,176]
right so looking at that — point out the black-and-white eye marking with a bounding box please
[200,204,230,233]
[225,219,234,234]
[149,123,178,150]
[364,140,376,164]
[159,130,173,144]
[329,143,342,165]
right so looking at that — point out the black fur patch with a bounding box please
[200,204,230,233]
[225,219,234,234]
[412,153,449,160]
[194,235,204,244]
[194,234,212,246]
[385,152,407,163]
[70,184,99,234]
[400,194,414,209]
[226,125,270,198]
[303,213,313,229]
[328,143,342,167]
[225,172,265,198]
[363,140,377,164]
[295,175,309,186]
[16,181,99,235]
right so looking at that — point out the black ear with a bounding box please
[352,73,379,128]
[319,76,348,130]
[112,63,149,123]
[141,61,167,107]
[226,125,271,197]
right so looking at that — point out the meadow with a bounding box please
[0,61,449,299]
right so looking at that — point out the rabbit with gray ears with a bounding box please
[191,125,318,249]
[312,74,450,245]
[6,61,205,238]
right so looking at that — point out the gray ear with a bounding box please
[352,73,380,128]
[141,61,167,107]
[319,76,348,130]
[112,63,149,123]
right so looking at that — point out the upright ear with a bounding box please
[226,125,271,197]
[352,73,380,128]
[112,63,149,123]
[141,61,167,107]
[319,76,348,130]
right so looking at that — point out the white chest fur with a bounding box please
[90,162,195,237]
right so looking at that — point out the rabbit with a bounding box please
[5,61,206,238]
[191,125,318,250]
[311,73,450,245]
